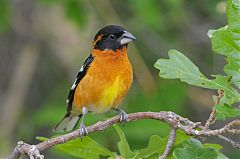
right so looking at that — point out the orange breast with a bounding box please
[73,48,133,114]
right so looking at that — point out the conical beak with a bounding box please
[119,30,136,45]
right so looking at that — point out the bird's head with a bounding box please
[93,25,136,52]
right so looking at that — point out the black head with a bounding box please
[93,25,136,51]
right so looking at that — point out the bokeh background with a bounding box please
[0,0,239,158]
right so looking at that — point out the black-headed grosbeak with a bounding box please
[54,25,136,136]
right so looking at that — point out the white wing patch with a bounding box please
[79,65,84,72]
[71,79,78,90]
[66,99,69,105]
[70,66,84,90]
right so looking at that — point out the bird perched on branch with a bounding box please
[54,25,136,136]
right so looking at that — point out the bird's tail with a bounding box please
[53,113,82,132]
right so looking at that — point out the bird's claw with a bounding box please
[119,110,128,123]
[79,123,88,139]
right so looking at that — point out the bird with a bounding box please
[54,25,136,136]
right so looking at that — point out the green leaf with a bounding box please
[154,49,238,103]
[174,130,191,145]
[37,136,115,159]
[113,124,135,158]
[55,137,115,159]
[136,135,165,158]
[224,58,240,88]
[136,130,190,158]
[203,143,229,159]
[216,153,229,159]
[209,0,240,89]
[227,0,240,33]
[154,49,205,86]
[173,139,218,159]
[203,143,223,150]
[173,138,229,159]
[214,104,240,120]
[225,0,240,88]
[209,27,240,58]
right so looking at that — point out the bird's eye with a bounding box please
[109,34,116,40]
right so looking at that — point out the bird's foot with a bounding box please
[79,123,88,140]
[119,109,128,123]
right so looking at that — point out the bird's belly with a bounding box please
[73,75,132,114]
[90,76,123,113]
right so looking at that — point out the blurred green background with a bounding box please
[0,0,239,158]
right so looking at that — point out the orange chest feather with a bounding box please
[73,49,133,113]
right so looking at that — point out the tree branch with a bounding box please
[159,128,176,159]
[6,111,240,159]
[205,89,224,129]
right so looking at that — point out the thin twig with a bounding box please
[217,135,240,149]
[6,111,240,159]
[205,89,224,129]
[159,128,176,159]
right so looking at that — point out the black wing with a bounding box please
[66,54,94,113]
